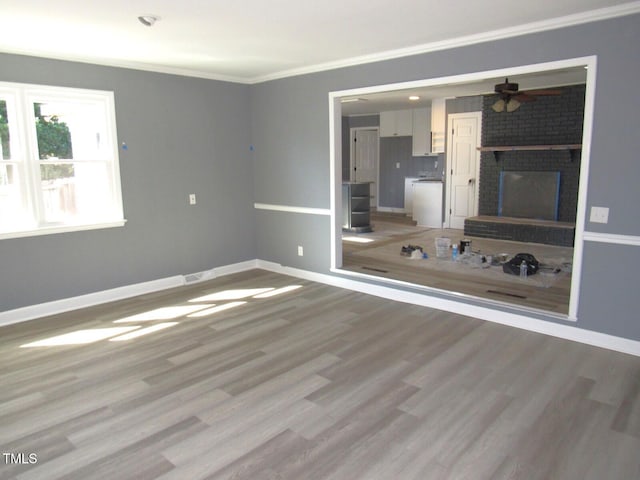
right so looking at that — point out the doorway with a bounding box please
[350,127,379,208]
[445,112,482,229]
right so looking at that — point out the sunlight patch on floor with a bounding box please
[20,327,140,347]
[109,322,178,341]
[113,305,212,323]
[18,285,305,348]
[187,301,247,317]
[189,288,274,302]
[342,236,375,243]
[253,285,302,298]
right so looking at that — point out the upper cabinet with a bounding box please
[380,110,413,137]
[381,100,447,154]
[411,107,432,156]
[430,98,446,154]
[412,99,446,156]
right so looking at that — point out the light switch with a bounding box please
[589,206,609,224]
[396,162,400,169]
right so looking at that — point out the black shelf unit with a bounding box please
[342,182,372,233]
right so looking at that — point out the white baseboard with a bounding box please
[0,276,185,328]
[0,260,260,328]
[211,259,260,277]
[2,258,639,357]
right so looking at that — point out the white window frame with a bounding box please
[0,82,125,240]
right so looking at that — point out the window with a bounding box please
[0,82,124,239]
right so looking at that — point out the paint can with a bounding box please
[460,239,472,254]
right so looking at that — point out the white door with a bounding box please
[350,128,379,207]
[445,113,481,229]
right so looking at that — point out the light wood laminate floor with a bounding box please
[342,221,573,314]
[1,269,639,479]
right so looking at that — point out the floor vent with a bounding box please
[362,266,389,273]
[486,289,527,299]
[184,270,216,284]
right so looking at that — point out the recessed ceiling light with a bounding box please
[138,15,160,27]
[409,95,420,101]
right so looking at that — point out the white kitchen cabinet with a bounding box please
[404,177,420,215]
[430,98,446,153]
[380,110,412,137]
[412,181,443,228]
[411,107,432,156]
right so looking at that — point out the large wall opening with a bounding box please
[329,57,596,321]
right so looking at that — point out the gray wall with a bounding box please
[2,14,639,343]
[250,14,640,340]
[0,54,255,311]
[378,138,443,208]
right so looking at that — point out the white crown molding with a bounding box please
[1,49,252,84]
[249,1,640,84]
[3,2,638,85]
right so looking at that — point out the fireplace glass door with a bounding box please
[498,171,561,221]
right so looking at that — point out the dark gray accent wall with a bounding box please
[251,14,640,341]
[0,53,255,312]
[478,85,585,222]
[482,85,585,146]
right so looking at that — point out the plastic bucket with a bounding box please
[435,237,451,258]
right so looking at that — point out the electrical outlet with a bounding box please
[297,245,304,256]
[396,162,400,169]
[189,194,197,205]
[589,206,609,224]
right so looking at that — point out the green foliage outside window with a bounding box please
[34,103,74,181]
[0,100,9,159]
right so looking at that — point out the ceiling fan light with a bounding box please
[506,98,521,112]
[492,99,505,112]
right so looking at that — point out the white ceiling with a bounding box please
[1,0,637,84]
[339,67,589,115]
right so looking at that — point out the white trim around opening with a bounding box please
[328,55,599,323]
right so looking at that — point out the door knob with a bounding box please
[468,178,476,185]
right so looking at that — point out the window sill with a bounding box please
[0,220,127,240]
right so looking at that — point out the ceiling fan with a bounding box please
[492,78,563,112]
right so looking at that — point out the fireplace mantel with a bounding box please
[478,144,582,161]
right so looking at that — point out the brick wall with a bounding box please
[478,84,585,222]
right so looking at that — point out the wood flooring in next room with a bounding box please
[341,218,574,315]
[1,269,639,479]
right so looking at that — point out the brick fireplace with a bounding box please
[464,84,585,247]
